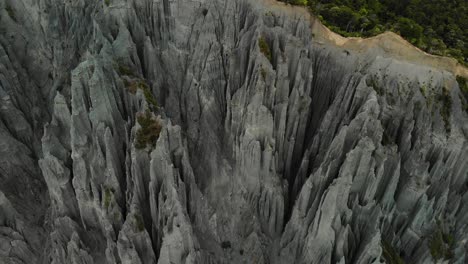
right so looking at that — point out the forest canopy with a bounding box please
[281,0,468,66]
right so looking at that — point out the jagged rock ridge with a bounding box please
[0,0,467,263]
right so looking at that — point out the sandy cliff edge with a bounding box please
[260,0,468,78]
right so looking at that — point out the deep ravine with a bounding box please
[0,0,468,263]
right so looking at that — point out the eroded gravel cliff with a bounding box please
[1,0,468,263]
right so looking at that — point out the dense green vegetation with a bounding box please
[117,63,135,77]
[134,214,145,232]
[135,110,162,150]
[117,61,158,109]
[281,0,468,66]
[381,240,405,264]
[140,82,158,108]
[116,62,161,150]
[125,79,158,109]
[429,224,454,261]
[258,36,272,62]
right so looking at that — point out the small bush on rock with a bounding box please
[135,111,162,149]
[116,62,135,77]
[258,36,272,62]
[134,214,145,232]
[103,188,112,208]
[381,240,404,264]
[429,222,454,261]
[124,79,158,108]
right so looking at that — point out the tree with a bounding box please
[396,17,423,44]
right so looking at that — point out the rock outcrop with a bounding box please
[0,0,467,263]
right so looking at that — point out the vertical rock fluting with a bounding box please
[0,0,467,263]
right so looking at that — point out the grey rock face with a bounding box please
[0,0,467,263]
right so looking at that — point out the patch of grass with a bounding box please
[443,233,455,248]
[5,5,16,22]
[420,84,428,98]
[139,81,158,108]
[429,223,454,261]
[134,214,145,232]
[135,110,162,149]
[117,65,157,111]
[124,79,158,108]
[381,240,405,264]
[258,36,272,62]
[103,188,112,208]
[123,79,138,94]
[116,62,135,77]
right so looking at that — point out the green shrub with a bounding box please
[103,188,112,208]
[429,223,454,261]
[134,214,145,232]
[104,0,110,6]
[457,76,468,97]
[124,79,158,108]
[286,0,308,5]
[123,79,137,94]
[381,240,405,264]
[420,84,428,98]
[396,17,423,44]
[116,62,135,77]
[5,5,16,22]
[139,82,158,108]
[135,110,162,149]
[258,36,272,62]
